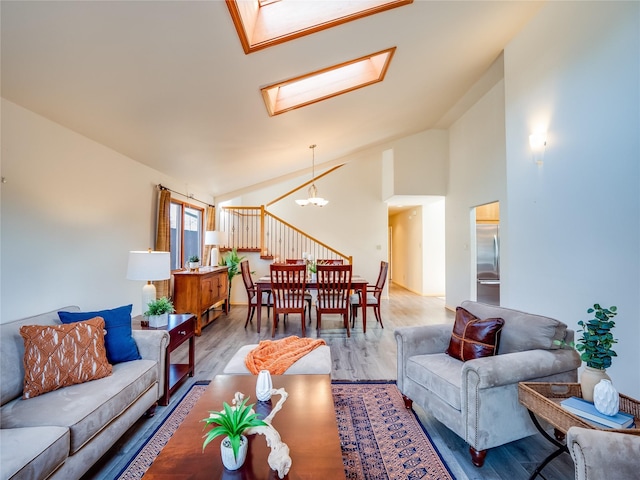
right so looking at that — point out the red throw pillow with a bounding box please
[446,307,505,361]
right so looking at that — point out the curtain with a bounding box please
[154,188,171,298]
[203,205,216,266]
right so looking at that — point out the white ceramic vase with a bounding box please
[580,366,611,402]
[220,435,248,470]
[256,370,273,402]
[148,312,168,328]
[593,379,619,416]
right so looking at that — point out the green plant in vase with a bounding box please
[575,304,617,369]
[557,303,618,401]
[202,395,266,470]
[144,296,175,328]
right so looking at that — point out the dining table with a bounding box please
[255,275,370,333]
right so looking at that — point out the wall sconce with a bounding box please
[529,132,547,165]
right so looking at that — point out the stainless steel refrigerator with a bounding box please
[476,224,500,305]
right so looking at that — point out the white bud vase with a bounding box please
[256,370,272,402]
[593,379,619,416]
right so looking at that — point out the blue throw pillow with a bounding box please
[58,304,141,364]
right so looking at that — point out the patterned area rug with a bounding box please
[117,381,455,480]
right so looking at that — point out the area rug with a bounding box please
[117,381,455,480]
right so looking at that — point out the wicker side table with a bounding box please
[518,382,640,480]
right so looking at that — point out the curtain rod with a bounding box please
[157,184,214,207]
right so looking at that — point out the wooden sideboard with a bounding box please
[172,266,228,335]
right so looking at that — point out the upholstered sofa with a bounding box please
[567,426,640,480]
[395,300,581,467]
[0,306,169,480]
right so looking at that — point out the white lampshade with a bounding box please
[205,230,227,246]
[127,250,171,311]
[127,251,171,281]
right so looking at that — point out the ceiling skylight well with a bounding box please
[261,48,396,116]
[226,0,412,54]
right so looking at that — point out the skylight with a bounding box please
[226,0,412,54]
[261,48,396,116]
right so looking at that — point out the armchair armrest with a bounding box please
[132,329,170,401]
[395,324,452,392]
[462,348,581,389]
[568,427,640,480]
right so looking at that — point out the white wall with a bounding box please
[422,198,445,296]
[503,1,640,397]
[392,130,448,196]
[446,79,507,308]
[0,99,211,321]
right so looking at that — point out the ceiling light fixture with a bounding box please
[296,144,328,207]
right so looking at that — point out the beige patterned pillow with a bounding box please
[20,317,113,399]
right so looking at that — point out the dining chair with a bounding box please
[270,263,307,337]
[241,260,272,328]
[316,264,352,337]
[284,259,312,317]
[350,260,388,330]
[316,259,344,265]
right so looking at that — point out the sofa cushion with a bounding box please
[460,300,568,354]
[20,317,113,399]
[0,426,69,480]
[406,353,463,410]
[446,307,504,361]
[0,359,157,454]
[58,304,141,364]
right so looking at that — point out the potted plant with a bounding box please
[188,255,200,271]
[219,248,246,308]
[144,296,175,328]
[562,304,618,401]
[202,394,267,470]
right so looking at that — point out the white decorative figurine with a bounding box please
[593,379,619,416]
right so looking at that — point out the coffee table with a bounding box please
[143,374,347,479]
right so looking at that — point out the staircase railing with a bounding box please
[218,206,352,264]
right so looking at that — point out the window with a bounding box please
[226,0,412,54]
[261,48,396,116]
[170,200,204,270]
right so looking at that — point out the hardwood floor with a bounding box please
[83,285,574,480]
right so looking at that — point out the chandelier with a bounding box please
[295,144,328,207]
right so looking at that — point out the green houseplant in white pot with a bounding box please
[144,296,175,328]
[574,304,618,402]
[202,394,266,470]
[188,255,200,271]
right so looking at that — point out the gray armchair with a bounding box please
[395,300,581,467]
[568,427,640,480]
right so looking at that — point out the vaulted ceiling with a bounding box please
[1,1,543,197]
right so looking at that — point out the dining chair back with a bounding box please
[351,260,388,329]
[241,260,271,328]
[317,259,344,265]
[316,264,352,337]
[270,263,307,337]
[284,260,312,317]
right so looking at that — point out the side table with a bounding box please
[142,313,196,406]
[518,382,640,480]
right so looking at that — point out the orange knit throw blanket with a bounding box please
[245,336,327,375]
